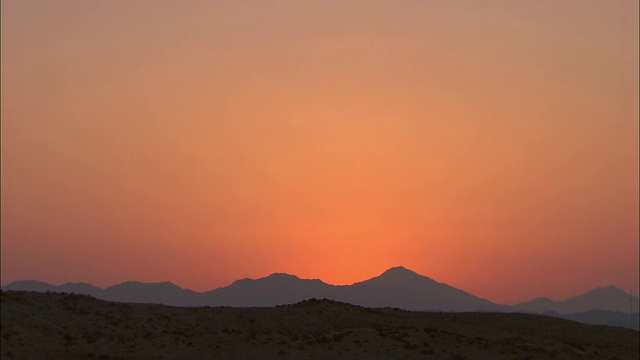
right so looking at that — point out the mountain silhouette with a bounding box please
[3,267,500,311]
[5,280,61,293]
[513,285,639,314]
[3,267,636,329]
[101,281,201,306]
[201,273,338,307]
[5,280,104,298]
[335,266,505,311]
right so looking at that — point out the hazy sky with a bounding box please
[2,0,638,304]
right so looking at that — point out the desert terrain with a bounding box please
[1,290,638,359]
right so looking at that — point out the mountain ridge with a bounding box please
[514,285,639,314]
[3,266,637,329]
[2,267,494,310]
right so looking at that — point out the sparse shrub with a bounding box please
[63,333,75,347]
[314,333,331,344]
[391,334,405,343]
[403,342,417,350]
[84,332,97,344]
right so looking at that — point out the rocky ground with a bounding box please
[1,290,638,359]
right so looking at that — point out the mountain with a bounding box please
[2,268,633,322]
[101,281,201,307]
[513,285,639,315]
[58,282,105,297]
[2,267,501,311]
[334,266,506,312]
[4,280,61,293]
[201,273,338,307]
[511,296,556,313]
[2,280,198,307]
[4,281,104,298]
[197,267,504,311]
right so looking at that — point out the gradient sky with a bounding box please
[2,0,638,304]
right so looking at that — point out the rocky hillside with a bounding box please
[1,291,638,360]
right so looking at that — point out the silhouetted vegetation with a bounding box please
[1,291,638,360]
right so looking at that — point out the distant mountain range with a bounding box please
[513,285,638,314]
[3,266,638,329]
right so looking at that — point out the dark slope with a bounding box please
[2,291,638,360]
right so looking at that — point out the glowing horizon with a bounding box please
[2,0,638,305]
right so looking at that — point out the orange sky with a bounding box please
[2,0,638,304]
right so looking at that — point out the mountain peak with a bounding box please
[109,281,182,290]
[265,273,300,280]
[362,266,436,286]
[575,285,633,300]
[381,266,421,277]
[590,285,626,294]
[229,273,302,288]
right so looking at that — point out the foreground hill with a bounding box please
[2,291,638,360]
[551,310,640,331]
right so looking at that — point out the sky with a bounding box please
[1,0,638,305]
